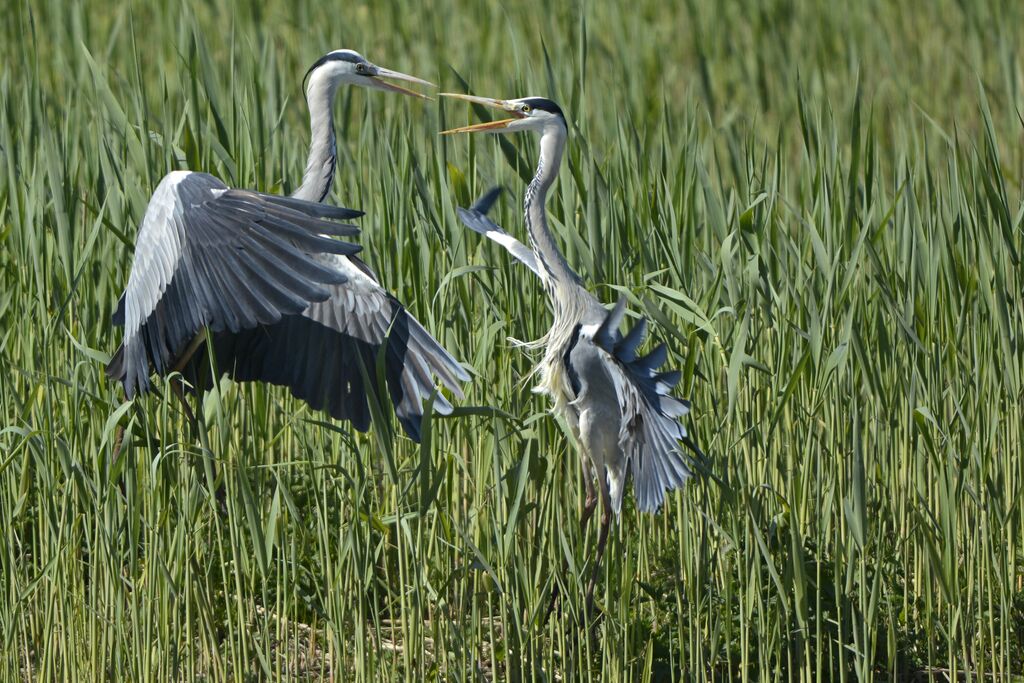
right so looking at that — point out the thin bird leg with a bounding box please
[167,332,207,434]
[545,444,599,623]
[169,376,198,433]
[108,331,207,473]
[584,474,613,616]
[168,331,227,513]
[579,463,598,531]
[172,331,207,374]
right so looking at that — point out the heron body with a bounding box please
[109,50,468,441]
[445,94,698,605]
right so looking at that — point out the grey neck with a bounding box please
[524,123,580,305]
[292,75,338,203]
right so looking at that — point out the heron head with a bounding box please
[439,95,567,135]
[303,49,433,99]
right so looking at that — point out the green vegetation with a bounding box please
[2,0,1023,680]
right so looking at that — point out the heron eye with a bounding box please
[356,63,366,73]
[522,104,532,113]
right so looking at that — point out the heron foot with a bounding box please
[168,378,228,516]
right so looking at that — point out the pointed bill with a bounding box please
[369,66,435,99]
[439,93,512,109]
[440,118,520,134]
[439,93,525,134]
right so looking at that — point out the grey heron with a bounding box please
[442,94,700,608]
[108,50,469,442]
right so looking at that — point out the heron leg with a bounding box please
[565,411,596,531]
[169,379,198,433]
[169,332,229,514]
[164,330,207,432]
[173,332,207,375]
[545,453,591,625]
[579,452,598,531]
[580,485,598,531]
[584,471,613,617]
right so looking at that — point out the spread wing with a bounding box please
[590,297,698,513]
[193,253,470,442]
[106,170,363,398]
[456,186,540,276]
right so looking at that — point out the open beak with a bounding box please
[439,93,525,134]
[368,66,435,99]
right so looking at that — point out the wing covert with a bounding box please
[109,170,363,397]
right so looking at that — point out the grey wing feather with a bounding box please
[107,171,362,398]
[298,268,470,441]
[457,186,540,276]
[469,185,503,214]
[591,297,699,513]
[188,254,469,443]
[255,193,364,220]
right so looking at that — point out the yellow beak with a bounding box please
[368,66,435,100]
[439,93,524,134]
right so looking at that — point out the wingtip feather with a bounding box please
[469,186,503,214]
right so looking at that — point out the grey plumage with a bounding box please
[449,98,699,516]
[587,297,695,512]
[446,92,700,607]
[460,184,697,513]
[109,51,468,442]
[107,171,362,398]
[457,187,539,276]
[278,50,469,440]
[193,259,467,442]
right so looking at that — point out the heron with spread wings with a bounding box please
[442,94,701,608]
[108,50,468,441]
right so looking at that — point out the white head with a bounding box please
[439,94,567,136]
[303,49,434,99]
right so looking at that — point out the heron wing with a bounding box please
[190,253,469,442]
[457,186,540,276]
[107,170,363,398]
[585,297,697,513]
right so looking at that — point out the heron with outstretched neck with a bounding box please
[442,93,701,611]
[108,50,468,442]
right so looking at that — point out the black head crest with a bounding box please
[520,97,565,120]
[303,50,367,92]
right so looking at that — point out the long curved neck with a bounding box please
[292,74,338,202]
[525,124,580,304]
